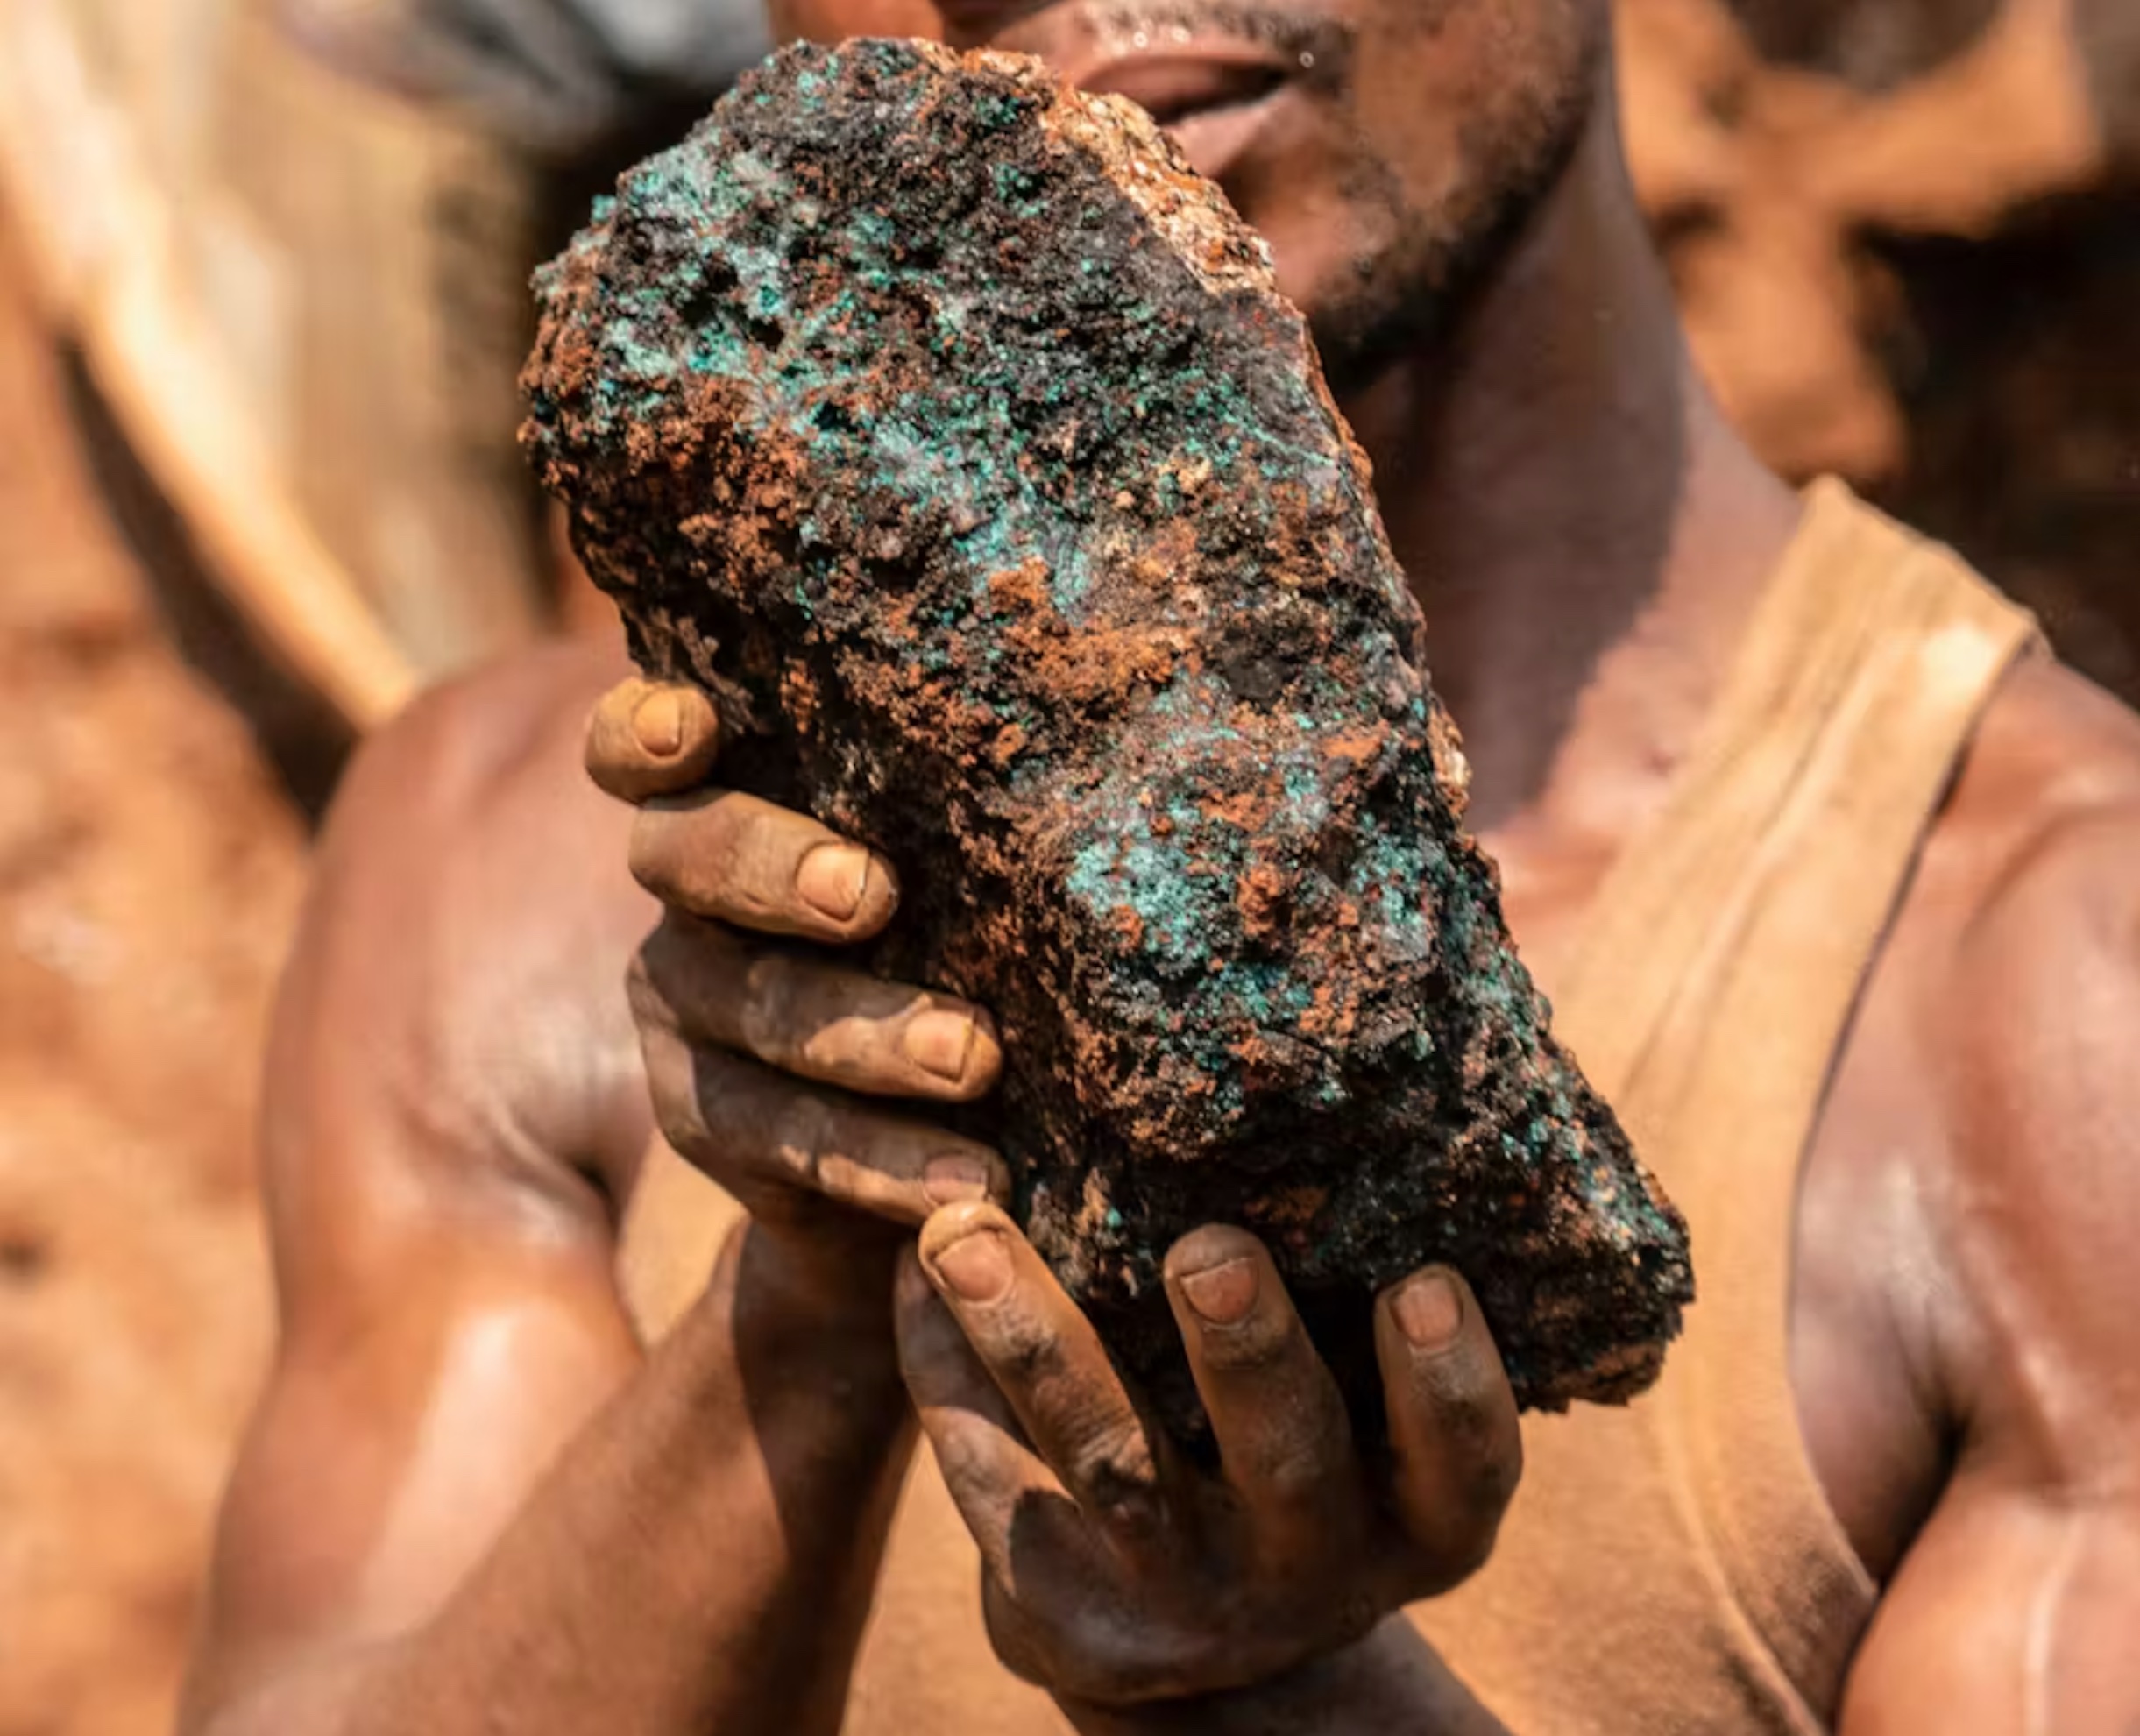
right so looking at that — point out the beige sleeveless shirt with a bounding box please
[619,481,2040,1732]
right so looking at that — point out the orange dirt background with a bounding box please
[0,3,2133,1731]
[0,219,301,1735]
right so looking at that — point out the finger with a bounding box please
[586,678,721,802]
[897,1252,1126,1697]
[631,789,899,944]
[637,1012,1008,1223]
[1161,1226,1358,1558]
[895,1247,1075,1588]
[1373,1265,1523,1589]
[636,913,1002,1102]
[918,1203,1170,1548]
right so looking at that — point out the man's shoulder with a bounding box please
[1900,654,2140,1469]
[303,629,650,1015]
[308,635,647,962]
[1938,652,2140,955]
[276,635,655,1197]
[1865,653,2140,1102]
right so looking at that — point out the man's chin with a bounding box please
[1252,224,1464,401]
[1307,287,1455,401]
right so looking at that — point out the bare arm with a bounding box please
[1840,811,2140,1731]
[180,652,925,1736]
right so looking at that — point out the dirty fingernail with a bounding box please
[930,1228,1013,1304]
[1179,1256,1258,1326]
[924,1153,992,1206]
[796,842,869,921]
[1393,1272,1463,1351]
[631,688,687,756]
[905,1010,976,1081]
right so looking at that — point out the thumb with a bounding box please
[585,677,721,803]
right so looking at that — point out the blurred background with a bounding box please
[0,1,2133,1731]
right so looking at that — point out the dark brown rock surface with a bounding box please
[524,38,1691,1426]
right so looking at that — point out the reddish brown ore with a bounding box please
[523,39,1692,1437]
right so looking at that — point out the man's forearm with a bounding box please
[347,1220,913,1736]
[1062,1621,1512,1736]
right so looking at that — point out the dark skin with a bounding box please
[184,0,2140,1728]
[179,642,1515,1736]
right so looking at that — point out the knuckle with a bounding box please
[931,1423,1007,1498]
[1431,1387,1498,1462]
[765,1090,834,1191]
[1412,1361,1507,1457]
[736,953,804,1066]
[988,1307,1072,1387]
[1195,1307,1298,1374]
[1239,1428,1343,1509]
[1067,1420,1162,1513]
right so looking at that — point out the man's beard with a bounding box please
[1308,16,1604,395]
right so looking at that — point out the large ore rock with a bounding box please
[523,38,1691,1427]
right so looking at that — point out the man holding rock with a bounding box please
[182,0,2140,1731]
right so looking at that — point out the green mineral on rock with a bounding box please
[522,37,1692,1432]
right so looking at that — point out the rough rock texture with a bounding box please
[524,38,1691,1425]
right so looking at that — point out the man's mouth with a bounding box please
[1074,47,1292,175]
[1079,48,1290,126]
[1045,4,1348,180]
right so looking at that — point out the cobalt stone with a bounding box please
[522,38,1692,1434]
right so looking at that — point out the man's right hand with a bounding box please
[586,677,1010,1231]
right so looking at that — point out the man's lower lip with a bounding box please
[1164,85,1290,181]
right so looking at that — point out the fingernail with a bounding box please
[905,1010,976,1081]
[796,843,869,921]
[924,1153,991,1205]
[1179,1256,1258,1326]
[631,689,686,756]
[930,1228,1013,1304]
[1394,1272,1463,1351]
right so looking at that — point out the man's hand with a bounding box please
[586,677,1010,1229]
[894,1202,1522,1708]
[594,677,1523,1710]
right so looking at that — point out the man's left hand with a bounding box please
[894,1203,1521,1707]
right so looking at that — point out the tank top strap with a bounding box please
[1548,478,2042,1709]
